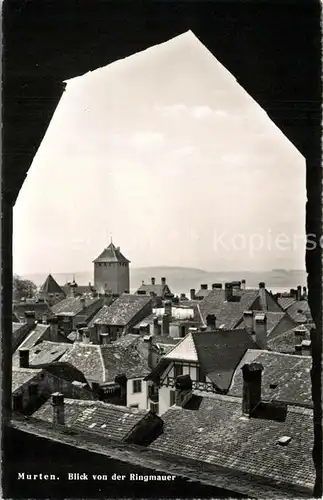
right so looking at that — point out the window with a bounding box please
[132,379,142,393]
[174,363,183,379]
[130,404,139,409]
[170,390,176,406]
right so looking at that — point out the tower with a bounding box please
[93,242,130,295]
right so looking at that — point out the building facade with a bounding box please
[93,242,130,295]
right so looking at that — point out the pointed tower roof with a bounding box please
[93,242,130,264]
[40,274,65,295]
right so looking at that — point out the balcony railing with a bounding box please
[165,376,216,393]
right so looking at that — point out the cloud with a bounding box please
[191,105,215,119]
[129,131,164,149]
[155,103,231,121]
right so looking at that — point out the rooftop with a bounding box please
[51,296,101,316]
[229,349,312,407]
[199,288,259,329]
[12,367,42,392]
[285,300,313,324]
[13,302,53,321]
[93,242,130,264]
[150,329,257,391]
[59,337,150,385]
[150,393,315,491]
[17,323,51,350]
[268,324,311,354]
[39,274,65,296]
[89,294,152,327]
[13,341,72,369]
[33,399,150,441]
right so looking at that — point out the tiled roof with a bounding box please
[89,294,152,327]
[51,296,101,316]
[153,329,257,391]
[199,289,260,329]
[278,296,297,311]
[12,367,42,392]
[93,243,130,263]
[195,288,212,299]
[60,338,150,385]
[13,302,53,322]
[229,349,312,407]
[18,323,51,350]
[44,362,90,385]
[285,300,312,324]
[150,394,315,490]
[33,399,149,441]
[39,274,65,296]
[13,341,72,369]
[60,344,105,384]
[268,325,311,354]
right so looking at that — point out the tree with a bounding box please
[13,274,37,301]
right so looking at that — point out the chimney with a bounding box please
[206,314,216,330]
[175,375,193,407]
[294,326,306,343]
[243,310,254,334]
[62,317,71,336]
[259,282,265,289]
[143,335,153,369]
[212,283,222,290]
[151,277,156,285]
[82,328,90,344]
[80,297,86,310]
[164,300,172,317]
[301,340,311,356]
[19,349,29,368]
[224,283,233,301]
[241,279,246,290]
[49,317,59,342]
[242,363,263,417]
[100,332,111,345]
[75,322,87,342]
[161,277,166,286]
[24,311,36,328]
[190,289,196,300]
[303,286,307,299]
[115,374,127,405]
[153,317,160,337]
[254,313,267,349]
[180,293,187,300]
[162,314,170,336]
[231,281,241,290]
[70,282,77,297]
[51,392,65,425]
[201,284,208,290]
[296,285,302,301]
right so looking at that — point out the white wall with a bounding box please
[159,385,172,416]
[126,378,148,410]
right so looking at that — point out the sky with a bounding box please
[13,31,306,274]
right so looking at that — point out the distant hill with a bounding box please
[20,266,307,296]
